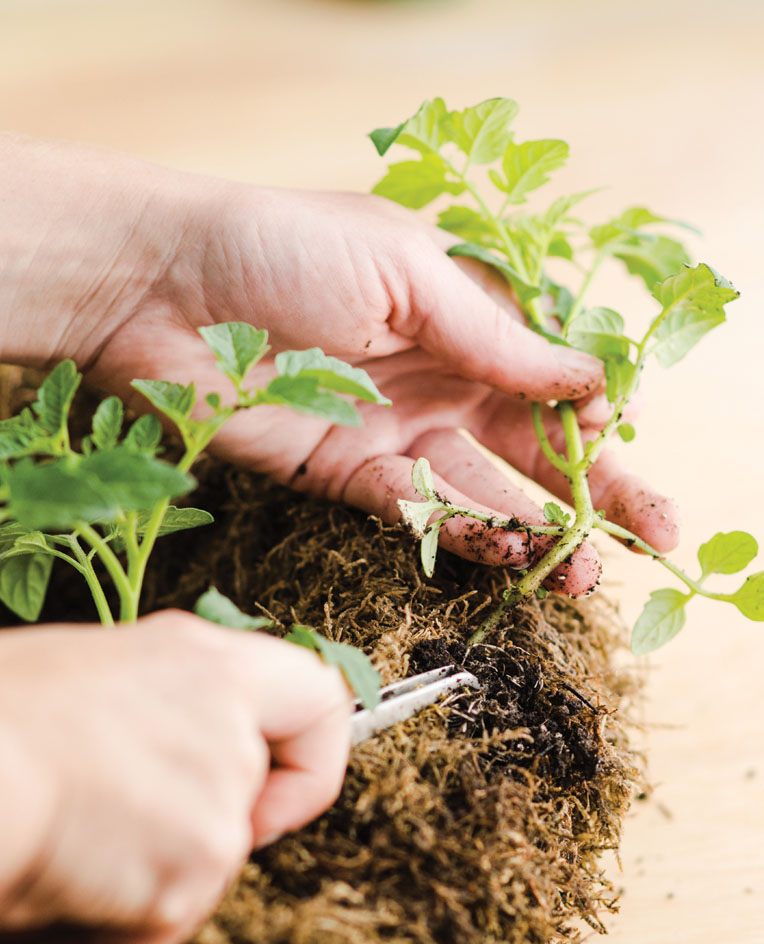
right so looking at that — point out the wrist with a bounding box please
[0,134,203,370]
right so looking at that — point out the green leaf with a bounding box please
[731,572,764,621]
[447,98,518,163]
[566,307,638,404]
[590,207,691,289]
[548,235,574,260]
[0,410,55,460]
[7,451,193,531]
[437,206,501,249]
[369,121,407,156]
[420,516,445,578]
[110,505,213,553]
[614,206,670,229]
[12,530,49,551]
[194,586,272,630]
[81,450,194,513]
[613,235,690,290]
[7,458,122,530]
[258,376,361,426]
[605,357,638,404]
[0,523,35,553]
[495,139,569,204]
[122,414,163,454]
[205,393,221,410]
[698,531,758,578]
[411,456,437,499]
[0,551,53,621]
[543,190,599,228]
[545,281,575,325]
[447,242,541,308]
[591,207,673,248]
[372,154,464,210]
[131,380,196,424]
[651,264,739,367]
[394,97,450,154]
[153,505,214,536]
[285,624,381,710]
[91,397,124,450]
[397,498,443,538]
[33,360,81,435]
[631,588,690,654]
[274,349,391,404]
[543,502,571,527]
[566,307,630,362]
[617,423,636,442]
[198,323,269,386]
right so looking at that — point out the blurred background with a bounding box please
[2,0,762,940]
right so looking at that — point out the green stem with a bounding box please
[586,286,692,469]
[123,498,168,622]
[469,403,594,646]
[445,158,531,283]
[593,518,735,602]
[75,523,133,622]
[530,403,571,475]
[428,502,564,537]
[65,536,114,626]
[566,249,606,325]
[123,435,207,623]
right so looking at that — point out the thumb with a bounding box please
[393,247,604,402]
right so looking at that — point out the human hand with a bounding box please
[0,139,678,595]
[0,611,351,942]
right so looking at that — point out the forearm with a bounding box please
[0,134,210,369]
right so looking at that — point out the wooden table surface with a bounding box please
[2,1,763,940]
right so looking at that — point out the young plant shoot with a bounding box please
[370,96,764,654]
[0,324,388,705]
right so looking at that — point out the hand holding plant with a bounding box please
[370,96,763,651]
[1,135,674,594]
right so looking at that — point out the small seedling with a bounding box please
[371,97,764,653]
[0,323,388,703]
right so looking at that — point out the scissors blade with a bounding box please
[351,664,482,746]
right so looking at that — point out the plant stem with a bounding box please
[469,402,595,646]
[444,158,531,284]
[122,437,205,623]
[75,523,133,622]
[65,535,114,626]
[586,288,687,469]
[593,518,736,602]
[530,403,570,475]
[427,503,564,537]
[566,250,606,325]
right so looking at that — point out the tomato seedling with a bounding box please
[0,324,386,705]
[371,97,764,653]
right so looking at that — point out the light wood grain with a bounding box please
[2,1,762,939]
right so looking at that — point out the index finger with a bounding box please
[239,633,353,845]
[387,238,605,402]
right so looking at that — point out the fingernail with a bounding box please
[554,346,602,374]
